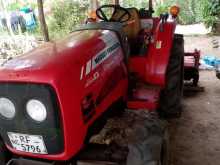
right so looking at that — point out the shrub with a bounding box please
[7,2,37,11]
[48,0,88,40]
[7,3,22,11]
[202,0,220,31]
[154,3,170,17]
[154,0,204,25]
[100,0,148,8]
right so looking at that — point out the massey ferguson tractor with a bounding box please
[0,1,184,165]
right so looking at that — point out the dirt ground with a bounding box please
[170,35,220,165]
[184,35,220,57]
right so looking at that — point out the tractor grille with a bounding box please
[0,83,64,154]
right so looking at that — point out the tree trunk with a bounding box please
[0,0,10,34]
[0,0,4,11]
[37,0,49,42]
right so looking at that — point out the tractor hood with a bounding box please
[0,28,124,161]
[0,30,106,84]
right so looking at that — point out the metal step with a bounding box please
[127,83,161,110]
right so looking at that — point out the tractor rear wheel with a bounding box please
[159,34,184,118]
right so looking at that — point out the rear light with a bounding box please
[170,5,180,17]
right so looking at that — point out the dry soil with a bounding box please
[170,35,220,165]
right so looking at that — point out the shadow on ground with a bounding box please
[169,70,220,165]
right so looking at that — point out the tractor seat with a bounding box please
[112,8,141,40]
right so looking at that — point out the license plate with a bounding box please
[8,132,47,154]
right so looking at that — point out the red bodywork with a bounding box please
[128,18,176,110]
[129,18,176,86]
[0,16,177,161]
[0,30,128,160]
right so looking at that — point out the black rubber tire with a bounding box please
[85,98,125,143]
[158,34,184,119]
[192,69,199,86]
[217,71,220,80]
[126,116,170,165]
[158,128,170,165]
[0,140,9,165]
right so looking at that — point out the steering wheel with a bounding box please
[96,5,131,23]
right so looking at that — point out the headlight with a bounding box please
[0,98,16,119]
[26,99,47,122]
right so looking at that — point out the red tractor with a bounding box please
[0,1,184,165]
[184,50,201,86]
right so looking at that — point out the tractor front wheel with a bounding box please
[158,128,170,165]
[0,140,10,165]
[126,116,170,165]
[159,34,184,118]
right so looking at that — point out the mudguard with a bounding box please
[129,18,177,87]
[145,20,177,86]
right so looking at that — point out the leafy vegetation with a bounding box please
[3,0,220,39]
[154,0,220,30]
[6,2,22,11]
[47,0,149,40]
[47,0,88,39]
[7,2,37,11]
[154,0,204,25]
[202,0,220,31]
[100,0,148,8]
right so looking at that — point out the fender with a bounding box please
[0,30,128,161]
[145,19,177,87]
